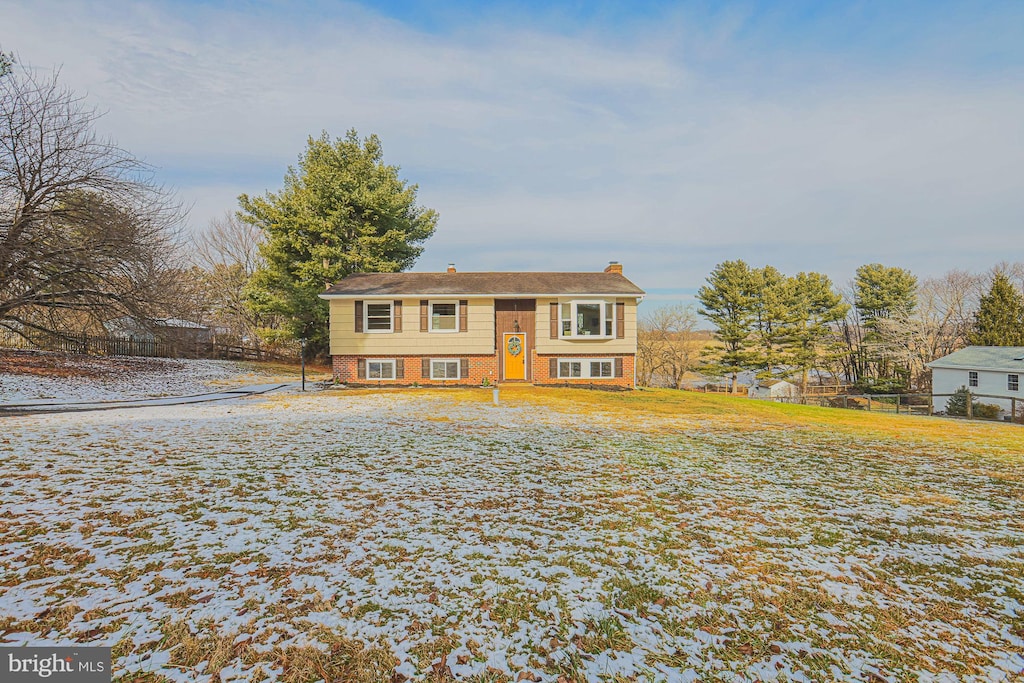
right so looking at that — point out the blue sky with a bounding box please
[4,0,1023,305]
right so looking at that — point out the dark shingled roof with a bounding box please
[320,271,645,297]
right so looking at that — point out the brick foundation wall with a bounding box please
[333,353,635,388]
[533,352,635,388]
[333,354,499,386]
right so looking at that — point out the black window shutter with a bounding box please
[614,357,623,378]
[422,357,430,377]
[357,358,366,379]
[460,357,469,379]
[396,358,404,379]
[355,301,363,333]
[549,357,558,378]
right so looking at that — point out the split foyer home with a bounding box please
[927,345,1024,416]
[319,262,645,387]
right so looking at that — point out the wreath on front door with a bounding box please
[507,336,523,356]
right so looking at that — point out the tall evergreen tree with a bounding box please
[750,265,792,378]
[697,260,757,392]
[0,49,13,78]
[853,263,918,387]
[854,263,917,327]
[786,271,849,391]
[240,130,438,354]
[968,273,1024,345]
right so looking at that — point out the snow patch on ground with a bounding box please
[0,354,284,403]
[0,390,1022,682]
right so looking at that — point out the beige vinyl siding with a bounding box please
[534,297,639,355]
[330,298,495,355]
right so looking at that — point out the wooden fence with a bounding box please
[763,392,1024,423]
[0,330,291,362]
[697,384,750,394]
[696,383,849,396]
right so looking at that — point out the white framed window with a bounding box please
[430,359,460,380]
[558,358,615,379]
[367,360,396,380]
[968,371,978,387]
[590,360,613,378]
[559,360,582,378]
[364,301,394,333]
[429,300,459,332]
[1009,374,1019,392]
[559,300,614,338]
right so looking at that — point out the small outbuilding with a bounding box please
[927,346,1024,416]
[104,316,211,343]
[748,379,800,400]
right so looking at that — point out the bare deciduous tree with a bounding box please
[0,64,182,340]
[195,212,263,277]
[834,269,982,390]
[638,304,704,389]
[191,212,275,346]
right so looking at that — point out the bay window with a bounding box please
[560,300,614,338]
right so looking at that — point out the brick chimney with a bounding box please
[604,261,622,274]
[447,263,456,273]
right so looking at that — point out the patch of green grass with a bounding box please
[491,589,539,633]
[603,576,665,615]
[576,617,633,654]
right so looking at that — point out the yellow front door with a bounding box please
[503,333,526,380]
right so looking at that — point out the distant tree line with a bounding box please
[661,260,1024,393]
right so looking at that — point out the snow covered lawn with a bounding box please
[1,388,1022,682]
[0,351,301,403]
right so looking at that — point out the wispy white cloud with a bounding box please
[4,0,1023,292]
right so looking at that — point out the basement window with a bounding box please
[367,360,395,380]
[558,358,614,379]
[430,359,460,380]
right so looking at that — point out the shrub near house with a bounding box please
[319,263,644,387]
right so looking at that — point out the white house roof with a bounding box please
[926,346,1024,372]
[155,318,208,330]
[758,379,796,388]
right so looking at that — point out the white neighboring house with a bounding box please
[927,346,1024,415]
[748,379,800,400]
